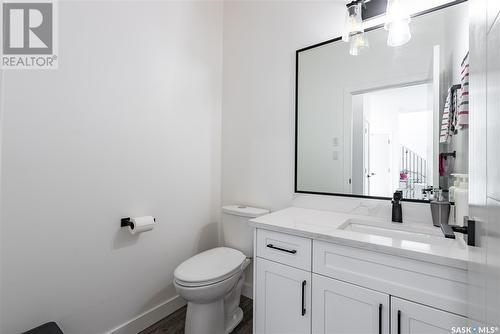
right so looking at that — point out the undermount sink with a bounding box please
[337,218,456,246]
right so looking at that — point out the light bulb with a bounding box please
[349,31,368,56]
[384,0,411,47]
[387,20,411,47]
[384,0,408,28]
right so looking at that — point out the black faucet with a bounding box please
[439,216,476,246]
[392,191,403,223]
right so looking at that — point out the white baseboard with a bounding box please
[242,282,253,299]
[108,295,186,334]
[108,285,252,334]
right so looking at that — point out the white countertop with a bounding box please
[249,207,470,269]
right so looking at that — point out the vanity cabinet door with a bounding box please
[312,274,389,334]
[255,257,311,334]
[391,297,468,334]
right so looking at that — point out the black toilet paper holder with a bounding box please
[121,217,156,228]
[120,217,133,228]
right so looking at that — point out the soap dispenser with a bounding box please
[430,189,450,228]
[454,174,469,225]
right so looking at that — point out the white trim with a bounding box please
[432,45,441,188]
[107,295,186,334]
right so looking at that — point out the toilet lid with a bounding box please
[174,247,246,286]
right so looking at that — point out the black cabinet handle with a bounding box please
[397,310,401,334]
[266,244,297,254]
[378,304,382,334]
[301,280,306,316]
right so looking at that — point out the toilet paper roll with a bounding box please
[129,216,155,234]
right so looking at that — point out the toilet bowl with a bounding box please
[174,205,269,334]
[174,247,250,334]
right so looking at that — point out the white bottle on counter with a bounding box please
[448,174,461,202]
[454,174,469,226]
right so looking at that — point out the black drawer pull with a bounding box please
[266,244,297,254]
[379,304,382,334]
[301,280,306,316]
[397,310,401,334]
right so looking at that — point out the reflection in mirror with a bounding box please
[296,1,469,201]
[352,83,433,199]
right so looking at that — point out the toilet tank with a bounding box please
[222,205,270,257]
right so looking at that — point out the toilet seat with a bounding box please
[174,247,246,287]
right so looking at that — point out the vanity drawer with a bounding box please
[313,240,468,316]
[256,229,312,271]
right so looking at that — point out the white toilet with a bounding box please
[174,205,269,334]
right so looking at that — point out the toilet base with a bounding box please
[225,307,243,334]
[183,300,244,334]
[185,299,225,334]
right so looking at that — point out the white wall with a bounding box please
[0,1,222,333]
[222,0,346,210]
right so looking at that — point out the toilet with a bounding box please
[174,205,269,334]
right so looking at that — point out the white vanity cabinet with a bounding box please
[391,297,468,334]
[255,257,311,334]
[312,274,390,334]
[253,228,469,334]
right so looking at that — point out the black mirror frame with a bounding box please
[294,0,468,203]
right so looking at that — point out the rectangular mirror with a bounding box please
[295,1,469,202]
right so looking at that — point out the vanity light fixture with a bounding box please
[342,0,369,56]
[384,0,411,47]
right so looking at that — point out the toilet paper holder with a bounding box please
[121,217,156,228]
